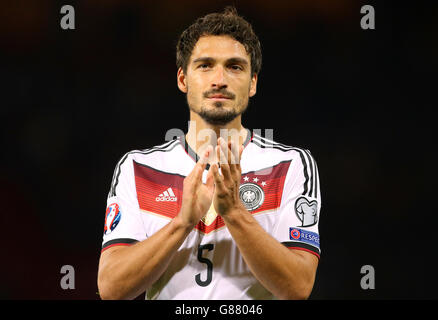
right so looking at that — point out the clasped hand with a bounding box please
[179,137,245,228]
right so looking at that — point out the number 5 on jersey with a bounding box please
[195,244,214,287]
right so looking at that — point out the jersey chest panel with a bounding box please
[133,158,291,235]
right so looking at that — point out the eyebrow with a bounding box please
[192,56,249,66]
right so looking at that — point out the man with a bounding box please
[97,7,321,300]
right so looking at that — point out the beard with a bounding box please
[197,101,243,125]
[187,89,249,126]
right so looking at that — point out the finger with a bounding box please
[210,162,225,192]
[224,139,232,164]
[191,146,211,182]
[229,140,239,166]
[206,166,215,193]
[227,141,234,165]
[217,137,228,166]
[237,145,244,172]
[204,144,215,165]
[217,144,231,181]
[219,137,233,165]
[199,145,212,165]
[227,140,239,179]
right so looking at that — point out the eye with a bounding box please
[198,63,210,69]
[229,65,243,71]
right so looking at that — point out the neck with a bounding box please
[185,111,248,162]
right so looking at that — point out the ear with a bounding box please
[249,73,258,97]
[177,67,188,93]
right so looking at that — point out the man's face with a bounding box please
[178,35,257,125]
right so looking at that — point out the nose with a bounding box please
[211,66,227,89]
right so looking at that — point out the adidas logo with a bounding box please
[155,187,177,202]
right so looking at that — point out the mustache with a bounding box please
[203,89,236,100]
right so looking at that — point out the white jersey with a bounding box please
[101,130,322,300]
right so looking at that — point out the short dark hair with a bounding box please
[176,6,262,76]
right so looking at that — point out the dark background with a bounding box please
[1,0,437,299]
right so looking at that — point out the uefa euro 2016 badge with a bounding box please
[104,203,121,235]
[294,196,318,227]
[239,182,265,211]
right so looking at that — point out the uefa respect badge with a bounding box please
[289,227,320,249]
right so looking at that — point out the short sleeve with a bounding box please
[101,153,147,252]
[273,149,322,259]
